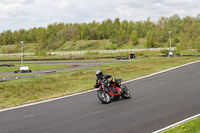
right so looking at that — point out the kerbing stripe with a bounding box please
[0,60,199,113]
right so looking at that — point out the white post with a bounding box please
[168,31,172,52]
[168,31,173,56]
[19,41,24,67]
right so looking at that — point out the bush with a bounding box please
[130,30,138,46]
[173,36,180,43]
[153,43,162,48]
[173,50,181,55]
[135,52,144,56]
[5,46,16,53]
[160,49,170,55]
[1,48,6,54]
[105,44,117,50]
[160,49,180,55]
[119,52,129,58]
[194,37,200,52]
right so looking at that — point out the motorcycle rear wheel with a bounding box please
[121,85,131,99]
[97,91,111,104]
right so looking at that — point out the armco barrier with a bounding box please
[0,53,34,56]
[0,48,175,56]
[48,48,175,55]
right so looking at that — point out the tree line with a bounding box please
[0,14,200,51]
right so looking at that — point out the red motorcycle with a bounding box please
[96,76,131,104]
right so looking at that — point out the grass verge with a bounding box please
[163,116,200,133]
[0,73,38,77]
[0,57,199,109]
[0,64,72,73]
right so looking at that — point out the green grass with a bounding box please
[59,39,110,51]
[0,73,38,77]
[179,49,200,55]
[0,39,147,54]
[47,39,147,51]
[0,43,36,53]
[0,64,72,73]
[163,116,200,133]
[0,56,199,109]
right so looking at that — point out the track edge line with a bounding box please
[152,113,200,133]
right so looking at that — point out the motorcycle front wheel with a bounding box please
[97,90,111,104]
[121,85,131,99]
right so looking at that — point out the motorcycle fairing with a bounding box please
[110,84,121,95]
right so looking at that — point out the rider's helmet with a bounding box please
[96,70,103,79]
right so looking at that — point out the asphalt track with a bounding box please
[0,61,200,133]
[0,64,100,82]
[0,60,129,75]
[0,60,128,81]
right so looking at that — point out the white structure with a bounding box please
[19,41,24,67]
[20,66,29,71]
[168,31,173,56]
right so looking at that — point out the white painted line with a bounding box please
[152,114,200,133]
[0,89,97,113]
[123,60,200,84]
[0,60,199,113]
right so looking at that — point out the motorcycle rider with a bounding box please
[94,70,111,88]
[94,70,120,94]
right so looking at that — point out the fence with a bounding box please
[0,53,34,56]
[0,48,175,56]
[49,48,175,55]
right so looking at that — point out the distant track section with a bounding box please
[0,64,100,82]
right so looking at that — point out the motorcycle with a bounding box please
[96,75,131,104]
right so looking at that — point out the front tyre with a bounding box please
[121,85,131,99]
[97,90,111,104]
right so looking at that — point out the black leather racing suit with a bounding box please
[94,74,111,88]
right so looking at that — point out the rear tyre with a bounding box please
[121,85,131,99]
[97,91,111,104]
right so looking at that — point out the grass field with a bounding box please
[0,56,199,109]
[0,64,72,73]
[163,116,200,133]
[0,39,147,54]
[0,73,38,77]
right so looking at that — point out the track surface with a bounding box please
[0,60,128,81]
[0,61,200,133]
[0,60,129,76]
[0,64,99,81]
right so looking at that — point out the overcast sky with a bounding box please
[0,0,199,32]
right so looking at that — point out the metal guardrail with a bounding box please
[0,53,34,56]
[0,48,175,56]
[49,48,175,55]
